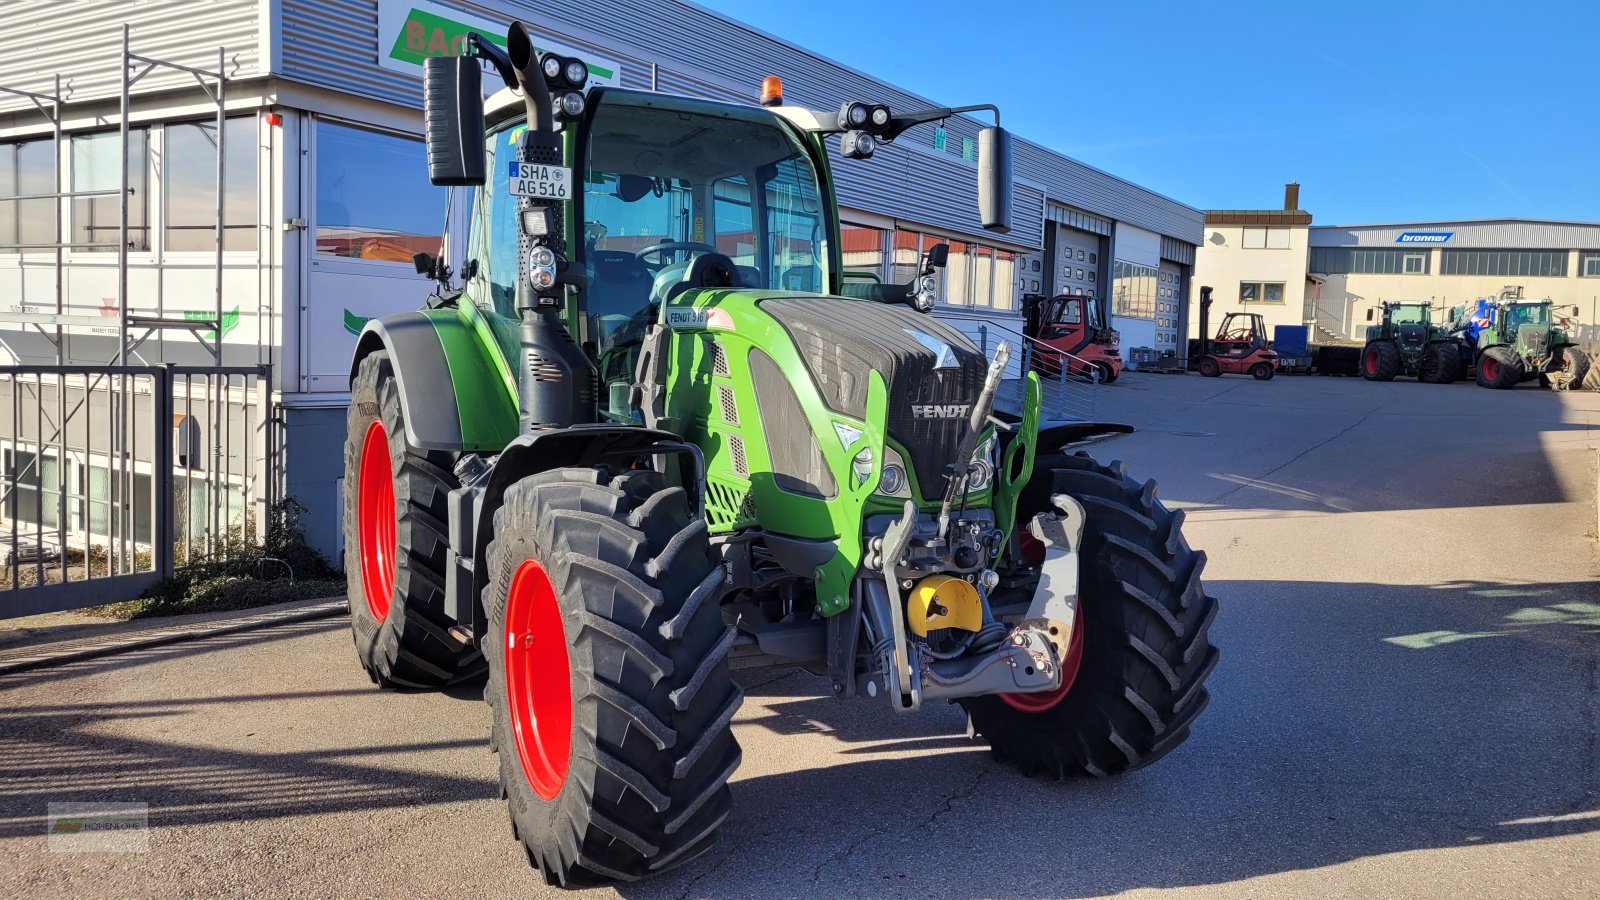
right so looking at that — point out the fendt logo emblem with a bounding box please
[911,404,971,419]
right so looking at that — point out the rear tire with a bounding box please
[1362,341,1400,381]
[1420,342,1460,384]
[961,452,1218,778]
[343,351,484,688]
[1249,362,1274,381]
[1475,346,1523,389]
[483,467,741,886]
[1198,357,1221,378]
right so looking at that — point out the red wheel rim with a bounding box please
[1000,600,1084,713]
[1482,355,1499,381]
[356,419,395,621]
[1363,350,1377,375]
[504,559,572,801]
[1001,526,1085,713]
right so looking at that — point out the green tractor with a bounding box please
[1360,301,1463,383]
[1469,299,1589,389]
[342,23,1216,886]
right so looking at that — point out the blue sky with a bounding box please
[696,0,1599,224]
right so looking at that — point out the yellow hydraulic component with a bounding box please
[906,575,984,636]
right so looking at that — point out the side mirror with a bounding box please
[413,252,436,276]
[977,126,1013,233]
[423,56,486,186]
[1366,308,1374,321]
[923,242,949,272]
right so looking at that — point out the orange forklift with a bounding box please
[1023,292,1123,384]
[1195,286,1277,380]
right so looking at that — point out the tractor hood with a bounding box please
[755,294,987,498]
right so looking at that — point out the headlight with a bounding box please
[852,447,873,485]
[877,445,911,498]
[528,246,556,268]
[563,59,588,88]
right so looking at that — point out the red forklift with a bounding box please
[1195,286,1277,380]
[1023,292,1123,384]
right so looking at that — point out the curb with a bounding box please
[0,598,347,676]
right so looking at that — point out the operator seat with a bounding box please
[651,253,747,306]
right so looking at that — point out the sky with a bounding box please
[695,0,1600,224]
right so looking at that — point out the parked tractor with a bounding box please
[1197,306,1277,379]
[1022,292,1122,383]
[1463,297,1589,390]
[1359,301,1463,383]
[342,23,1216,887]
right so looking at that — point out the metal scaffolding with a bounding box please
[0,24,229,366]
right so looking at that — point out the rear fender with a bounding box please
[349,309,518,452]
[1036,421,1135,456]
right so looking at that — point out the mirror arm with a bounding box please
[883,103,1000,141]
[467,33,520,91]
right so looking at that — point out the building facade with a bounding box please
[0,0,1202,558]
[1191,184,1600,346]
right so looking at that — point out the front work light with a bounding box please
[841,130,876,160]
[562,59,588,88]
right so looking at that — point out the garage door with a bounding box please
[1052,226,1102,300]
[1156,261,1184,358]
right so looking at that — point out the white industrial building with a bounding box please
[1191,184,1600,345]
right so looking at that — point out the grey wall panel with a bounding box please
[1311,221,1600,249]
[278,0,1198,248]
[0,0,261,114]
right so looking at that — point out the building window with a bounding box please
[316,122,444,260]
[1309,247,1429,275]
[1240,281,1286,303]
[1439,249,1568,277]
[0,139,58,250]
[71,128,150,251]
[1242,227,1290,249]
[1582,252,1600,278]
[1112,260,1158,319]
[164,116,258,252]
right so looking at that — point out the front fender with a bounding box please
[349,308,519,452]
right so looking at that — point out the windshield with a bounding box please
[580,92,829,348]
[1390,304,1428,325]
[1503,303,1551,327]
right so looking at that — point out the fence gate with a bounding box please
[1,365,276,618]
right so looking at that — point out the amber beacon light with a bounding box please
[759,75,783,107]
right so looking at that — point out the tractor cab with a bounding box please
[1022,292,1122,383]
[1198,312,1277,380]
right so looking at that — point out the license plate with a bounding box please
[507,162,573,201]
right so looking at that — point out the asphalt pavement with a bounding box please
[2,372,1598,898]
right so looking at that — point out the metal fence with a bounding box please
[1,364,275,618]
[938,315,1100,422]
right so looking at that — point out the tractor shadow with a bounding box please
[626,575,1600,898]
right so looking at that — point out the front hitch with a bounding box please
[859,493,1086,712]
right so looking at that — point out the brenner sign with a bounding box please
[1396,232,1453,244]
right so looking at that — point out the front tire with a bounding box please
[343,351,484,688]
[1476,346,1523,389]
[1096,361,1119,384]
[1561,347,1591,389]
[961,452,1219,777]
[1362,341,1400,381]
[483,467,741,886]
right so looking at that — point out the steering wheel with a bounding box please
[636,241,720,268]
